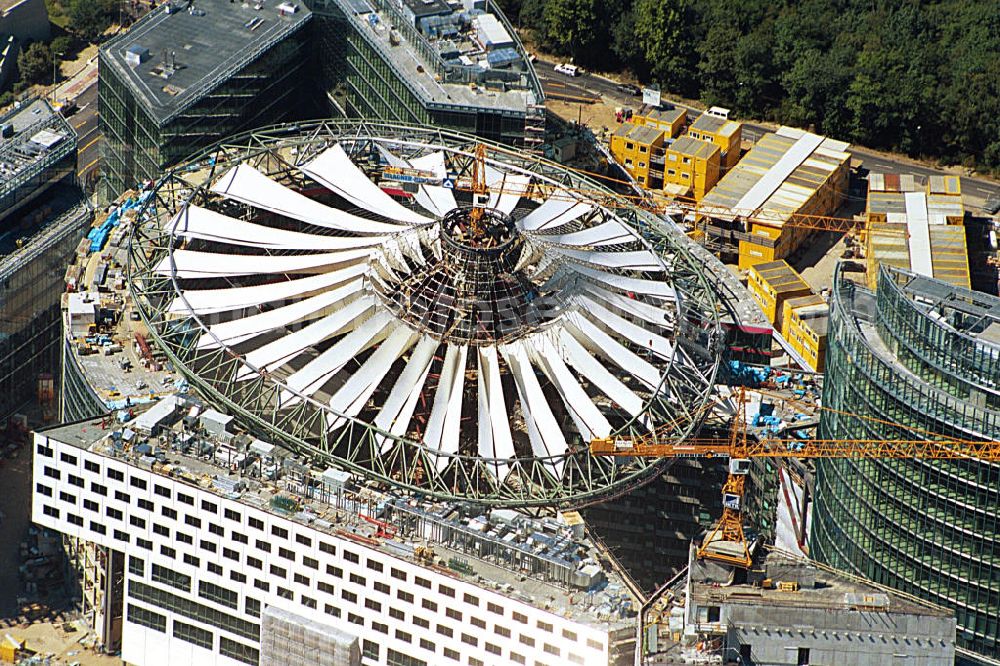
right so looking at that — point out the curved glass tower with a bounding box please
[812,265,1000,661]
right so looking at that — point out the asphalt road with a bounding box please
[536,57,1000,213]
[68,83,101,185]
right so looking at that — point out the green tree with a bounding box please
[17,42,52,84]
[50,35,75,58]
[632,0,699,94]
[67,0,116,42]
[542,0,599,59]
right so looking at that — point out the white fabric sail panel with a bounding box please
[155,248,372,279]
[301,144,431,225]
[166,205,387,251]
[487,172,531,215]
[568,314,661,389]
[478,346,516,473]
[518,195,592,232]
[277,309,393,400]
[377,145,449,218]
[558,329,645,418]
[577,295,674,360]
[527,336,611,440]
[501,342,568,464]
[237,296,376,381]
[536,220,633,247]
[397,148,458,217]
[581,282,673,328]
[409,151,448,179]
[375,337,438,450]
[569,264,676,299]
[423,344,467,468]
[169,264,369,315]
[327,326,416,429]
[904,191,933,278]
[197,279,366,350]
[555,247,664,272]
[210,163,403,234]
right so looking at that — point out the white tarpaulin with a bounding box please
[301,144,431,225]
[533,220,633,247]
[501,341,567,469]
[375,337,438,450]
[518,194,592,231]
[156,248,372,279]
[211,163,404,234]
[478,346,515,477]
[423,345,467,469]
[327,326,416,429]
[567,315,661,389]
[558,328,644,417]
[527,335,611,440]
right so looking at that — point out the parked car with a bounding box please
[616,83,641,96]
[985,193,1000,215]
[554,63,579,77]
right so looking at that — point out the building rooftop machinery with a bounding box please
[124,119,723,508]
[101,0,312,126]
[0,98,77,221]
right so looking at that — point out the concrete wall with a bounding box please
[720,603,956,666]
[0,0,50,43]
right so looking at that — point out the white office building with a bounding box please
[32,417,637,666]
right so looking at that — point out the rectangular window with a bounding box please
[277,587,293,600]
[486,643,501,655]
[136,537,152,550]
[185,515,201,528]
[415,576,431,589]
[446,608,461,621]
[387,648,426,666]
[271,525,288,539]
[206,562,222,575]
[160,545,175,559]
[60,452,77,465]
[270,564,286,578]
[395,629,412,643]
[302,555,318,570]
[113,529,129,542]
[91,482,107,496]
[544,643,560,656]
[255,539,271,553]
[513,611,528,624]
[201,499,217,513]
[471,616,485,629]
[391,567,406,581]
[200,540,217,553]
[278,546,295,561]
[461,633,477,646]
[219,637,259,666]
[363,640,379,660]
[200,580,239,609]
[178,492,194,506]
[422,599,437,612]
[389,607,404,621]
[153,524,169,537]
[183,554,200,567]
[245,598,260,618]
[519,634,535,647]
[114,490,128,502]
[295,533,312,547]
[173,620,213,650]
[254,579,269,592]
[366,559,383,572]
[82,498,98,512]
[247,556,262,570]
[436,624,452,638]
[349,573,364,586]
[59,491,76,504]
[463,593,479,606]
[318,581,335,595]
[43,466,60,480]
[175,532,193,545]
[326,564,342,578]
[154,484,170,498]
[223,548,239,562]
[438,584,455,598]
[161,506,177,519]
[365,598,381,612]
[319,541,335,555]
[537,620,553,632]
[67,513,83,526]
[412,616,429,629]
[324,604,340,617]
[343,550,359,564]
[397,589,413,603]
[129,556,144,576]
[152,563,191,592]
[129,477,146,490]
[231,531,248,545]
[209,523,224,537]
[230,571,246,584]
[127,604,165,632]
[301,595,317,609]
[36,483,52,497]
[511,654,526,665]
[443,648,459,661]
[293,573,309,586]
[419,638,434,652]
[90,521,106,535]
[36,443,52,457]
[341,590,357,603]
[248,516,264,530]
[373,581,389,595]
[224,508,241,522]
[348,613,363,626]
[562,629,578,641]
[107,467,124,482]
[495,624,511,638]
[587,638,604,650]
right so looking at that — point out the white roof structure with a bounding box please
[133,123,721,506]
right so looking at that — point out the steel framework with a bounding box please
[127,118,723,507]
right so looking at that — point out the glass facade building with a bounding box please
[812,265,1000,662]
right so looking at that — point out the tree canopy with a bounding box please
[507,0,1000,173]
[16,42,53,85]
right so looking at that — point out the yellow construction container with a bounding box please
[661,136,720,202]
[746,260,813,332]
[782,294,829,372]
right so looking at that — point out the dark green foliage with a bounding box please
[519,0,1000,172]
[66,0,116,42]
[16,42,53,84]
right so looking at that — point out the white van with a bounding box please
[554,63,579,77]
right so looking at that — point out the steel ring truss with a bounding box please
[128,119,722,508]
